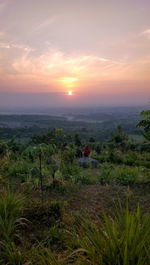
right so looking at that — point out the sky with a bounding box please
[0,0,150,108]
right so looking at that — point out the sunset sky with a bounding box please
[0,0,150,107]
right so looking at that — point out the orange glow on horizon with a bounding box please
[60,77,78,88]
[68,90,72,95]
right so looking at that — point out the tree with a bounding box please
[0,141,8,158]
[74,133,81,146]
[137,110,150,141]
[110,126,130,151]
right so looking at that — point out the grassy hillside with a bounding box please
[0,116,150,264]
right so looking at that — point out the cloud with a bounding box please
[141,29,150,39]
[0,30,6,38]
[0,43,150,94]
[11,49,119,80]
[34,17,57,32]
[0,41,34,52]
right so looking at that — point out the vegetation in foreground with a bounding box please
[0,110,150,264]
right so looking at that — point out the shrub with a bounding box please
[108,150,123,164]
[115,166,138,185]
[49,201,66,219]
[61,164,81,182]
[41,225,67,250]
[98,163,114,185]
[74,172,93,185]
[6,161,29,179]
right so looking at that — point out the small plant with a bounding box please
[75,172,93,185]
[61,164,81,182]
[50,201,66,219]
[98,163,114,185]
[41,225,67,250]
[115,166,138,185]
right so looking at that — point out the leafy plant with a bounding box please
[115,166,138,185]
[49,201,66,219]
[137,110,150,141]
[41,225,67,250]
[98,163,114,184]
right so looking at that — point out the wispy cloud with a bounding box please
[0,41,34,52]
[32,16,57,34]
[10,48,127,89]
[0,30,6,38]
[141,29,150,39]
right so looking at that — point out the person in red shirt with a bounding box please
[84,145,90,157]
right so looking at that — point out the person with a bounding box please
[84,145,90,157]
[76,149,82,158]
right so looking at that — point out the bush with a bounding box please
[41,225,67,250]
[108,150,123,164]
[98,163,114,185]
[115,166,138,185]
[61,164,81,182]
[6,161,29,179]
[123,155,135,166]
[74,172,93,185]
[49,201,66,219]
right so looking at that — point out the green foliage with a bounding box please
[60,146,76,166]
[0,241,25,265]
[74,133,82,146]
[98,163,114,184]
[122,153,135,166]
[137,110,150,141]
[115,166,139,185]
[98,164,139,185]
[110,126,131,151]
[1,112,150,265]
[41,225,67,250]
[5,160,29,179]
[74,204,150,265]
[49,201,66,219]
[75,172,93,185]
[31,247,64,265]
[0,141,8,158]
[61,164,81,182]
[108,150,123,164]
[0,190,26,242]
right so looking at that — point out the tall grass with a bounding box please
[0,189,26,242]
[0,241,25,265]
[74,203,150,265]
[31,248,64,265]
[0,189,27,264]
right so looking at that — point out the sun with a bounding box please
[68,90,72,96]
